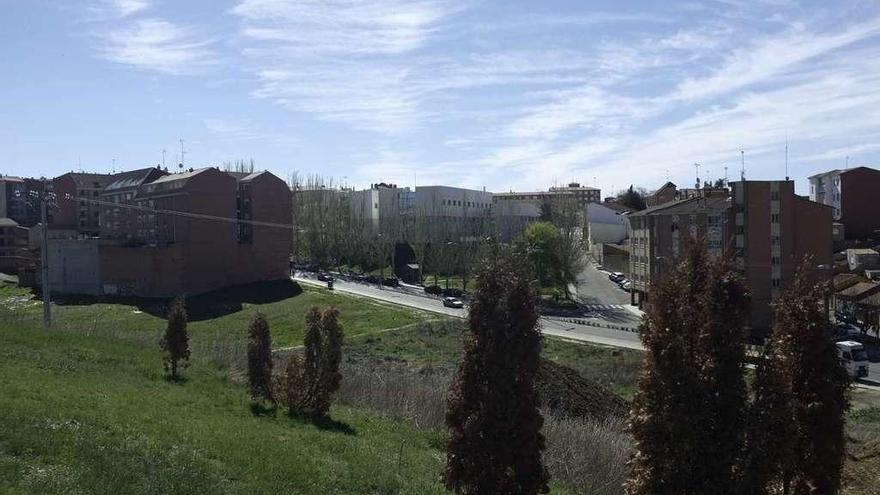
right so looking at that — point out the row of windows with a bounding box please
[440,199,491,209]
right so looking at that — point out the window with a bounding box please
[770,191,779,200]
[772,236,780,245]
[772,278,781,288]
[770,213,779,223]
[771,256,780,265]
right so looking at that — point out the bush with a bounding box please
[246,313,274,407]
[276,306,344,419]
[160,297,190,381]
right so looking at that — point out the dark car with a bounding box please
[443,297,464,308]
[316,273,334,282]
[365,275,381,284]
[424,285,443,295]
[382,277,400,287]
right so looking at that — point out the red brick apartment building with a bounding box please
[52,172,113,236]
[42,167,292,298]
[629,180,832,333]
[0,218,28,274]
[809,166,880,240]
[100,167,167,240]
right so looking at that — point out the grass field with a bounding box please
[346,319,643,399]
[0,323,452,494]
[0,282,430,349]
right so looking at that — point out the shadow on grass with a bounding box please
[37,279,303,322]
[249,402,278,417]
[286,409,357,436]
[164,374,189,385]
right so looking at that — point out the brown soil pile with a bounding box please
[536,359,630,421]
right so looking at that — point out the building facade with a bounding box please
[494,182,601,209]
[628,180,831,333]
[0,218,28,275]
[42,167,292,298]
[585,202,629,247]
[99,167,168,241]
[51,172,113,236]
[809,166,880,239]
[730,180,832,330]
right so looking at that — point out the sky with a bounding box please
[2,0,880,196]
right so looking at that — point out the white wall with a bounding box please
[585,203,628,245]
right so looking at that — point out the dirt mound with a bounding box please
[536,359,630,421]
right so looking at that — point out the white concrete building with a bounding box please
[585,202,629,246]
[349,183,413,230]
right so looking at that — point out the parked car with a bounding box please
[316,273,334,282]
[364,275,381,284]
[443,297,464,308]
[609,272,625,282]
[382,277,400,287]
[618,279,631,291]
[424,285,443,295]
[443,288,464,297]
[836,340,870,378]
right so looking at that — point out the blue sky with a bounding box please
[3,0,880,195]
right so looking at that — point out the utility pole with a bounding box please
[40,189,51,328]
[740,150,745,180]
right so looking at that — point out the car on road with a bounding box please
[424,285,443,295]
[834,323,863,339]
[609,272,625,282]
[316,273,334,282]
[443,297,464,309]
[382,277,400,287]
[618,279,632,291]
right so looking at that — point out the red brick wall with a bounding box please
[840,167,880,239]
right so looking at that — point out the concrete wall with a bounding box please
[47,239,101,295]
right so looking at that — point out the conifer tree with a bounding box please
[247,312,275,406]
[315,307,343,417]
[444,247,549,494]
[626,238,749,495]
[160,296,190,381]
[302,306,324,415]
[748,267,850,494]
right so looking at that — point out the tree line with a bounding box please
[290,174,587,293]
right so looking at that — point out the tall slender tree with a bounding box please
[444,246,549,494]
[302,306,324,415]
[160,297,190,381]
[747,267,850,494]
[247,312,275,406]
[626,238,749,495]
[315,308,344,417]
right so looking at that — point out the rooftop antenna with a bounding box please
[179,139,186,172]
[785,134,789,181]
[845,155,849,169]
[666,169,670,182]
[724,166,728,185]
[740,150,745,180]
[162,149,167,168]
[694,162,701,188]
[111,157,116,173]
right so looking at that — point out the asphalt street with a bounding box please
[294,271,880,391]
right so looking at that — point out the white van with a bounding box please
[836,341,870,378]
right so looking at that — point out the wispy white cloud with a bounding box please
[89,0,150,19]
[98,18,216,75]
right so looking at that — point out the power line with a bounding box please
[60,193,295,230]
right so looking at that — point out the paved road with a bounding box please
[294,274,644,350]
[295,273,880,391]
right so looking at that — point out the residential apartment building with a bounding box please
[0,176,45,228]
[628,192,729,305]
[52,172,113,236]
[629,180,831,332]
[847,248,880,271]
[730,180,832,330]
[808,166,880,239]
[100,167,168,241]
[494,182,601,209]
[43,167,292,297]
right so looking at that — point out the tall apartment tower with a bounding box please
[730,180,832,331]
[808,166,880,240]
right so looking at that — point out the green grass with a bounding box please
[0,282,430,349]
[346,320,643,399]
[0,323,448,494]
